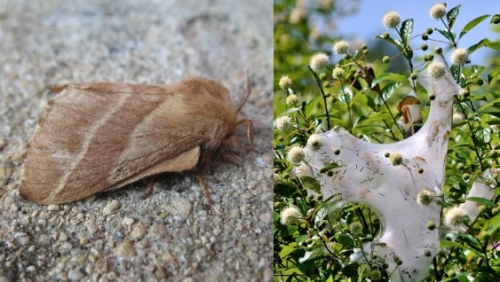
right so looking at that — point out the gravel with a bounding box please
[0,0,273,281]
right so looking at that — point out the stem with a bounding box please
[395,28,414,73]
[339,80,352,132]
[433,257,441,281]
[440,18,458,48]
[460,90,499,166]
[381,98,404,139]
[308,66,331,130]
[454,96,485,171]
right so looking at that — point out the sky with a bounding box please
[335,0,499,62]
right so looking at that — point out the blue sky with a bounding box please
[336,0,499,62]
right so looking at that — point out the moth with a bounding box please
[397,95,422,138]
[20,77,253,204]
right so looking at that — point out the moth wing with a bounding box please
[105,146,200,192]
[21,82,210,204]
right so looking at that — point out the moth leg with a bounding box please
[219,153,241,166]
[197,173,213,204]
[219,135,243,165]
[140,178,155,199]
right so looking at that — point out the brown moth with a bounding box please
[20,77,253,205]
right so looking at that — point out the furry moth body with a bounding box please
[20,77,253,204]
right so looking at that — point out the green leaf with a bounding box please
[484,213,500,235]
[468,38,500,54]
[459,15,490,39]
[337,234,354,247]
[281,106,302,116]
[298,248,325,263]
[371,73,409,89]
[447,5,461,30]
[477,97,500,111]
[279,242,298,258]
[486,118,500,125]
[376,35,405,54]
[440,239,482,256]
[400,19,414,46]
[479,108,500,118]
[488,68,500,84]
[297,234,308,243]
[435,28,454,42]
[314,206,330,227]
[468,38,488,54]
[466,197,497,208]
[375,82,402,105]
[485,40,500,51]
[450,64,461,81]
[355,112,392,126]
[463,65,486,79]
[475,127,492,143]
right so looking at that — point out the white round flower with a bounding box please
[332,66,345,79]
[307,134,323,151]
[286,94,298,106]
[444,206,465,227]
[429,3,446,20]
[382,11,401,29]
[389,152,403,166]
[310,53,329,71]
[333,40,350,54]
[451,48,468,65]
[287,146,305,164]
[416,189,434,206]
[276,116,292,131]
[428,61,446,79]
[279,75,292,90]
[280,205,302,225]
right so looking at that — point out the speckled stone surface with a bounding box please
[0,0,273,281]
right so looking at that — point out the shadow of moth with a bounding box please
[20,77,253,204]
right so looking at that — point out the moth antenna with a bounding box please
[237,118,254,144]
[236,72,251,114]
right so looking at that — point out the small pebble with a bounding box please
[103,200,121,215]
[122,217,134,226]
[150,224,167,238]
[59,232,68,242]
[38,234,50,245]
[61,242,72,252]
[47,204,59,211]
[84,220,98,236]
[80,237,89,245]
[10,204,18,213]
[68,268,84,281]
[162,251,175,262]
[166,198,192,219]
[9,150,26,163]
[15,233,30,245]
[130,222,147,240]
[115,241,136,257]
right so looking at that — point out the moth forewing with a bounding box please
[20,77,251,204]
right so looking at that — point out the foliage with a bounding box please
[274,1,500,281]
